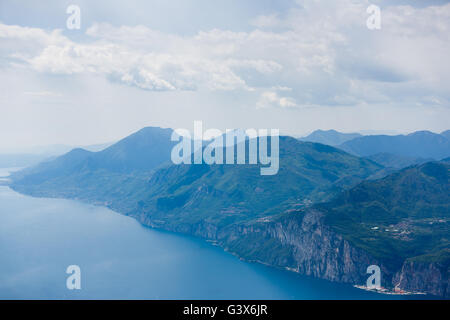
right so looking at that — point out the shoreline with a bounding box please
[353,285,426,296]
[4,183,438,299]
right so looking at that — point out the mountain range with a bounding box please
[11,129,382,227]
[9,126,450,297]
[126,136,382,232]
[338,130,450,160]
[301,129,450,169]
[220,160,449,297]
[0,142,114,168]
[441,130,450,141]
[300,129,362,146]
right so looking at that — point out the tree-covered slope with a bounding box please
[319,161,449,269]
[9,127,449,296]
[10,127,176,207]
[129,136,382,230]
[365,152,434,169]
[215,160,449,296]
[11,134,383,231]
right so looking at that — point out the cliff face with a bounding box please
[10,180,449,297]
[393,261,449,298]
[131,211,220,239]
[219,209,450,297]
[217,209,392,287]
[133,208,448,297]
[7,126,448,298]
[133,207,390,286]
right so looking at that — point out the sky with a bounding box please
[0,0,449,150]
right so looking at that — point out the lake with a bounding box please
[0,167,408,300]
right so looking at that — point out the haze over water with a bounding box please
[0,167,410,300]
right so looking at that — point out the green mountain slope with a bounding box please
[215,160,449,296]
[128,136,382,230]
[10,127,176,210]
[319,161,450,269]
[92,126,174,173]
[365,152,434,169]
[11,134,383,231]
[9,127,449,296]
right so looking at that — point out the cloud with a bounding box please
[0,0,449,108]
[23,91,62,97]
[257,91,297,109]
[250,14,281,28]
[1,0,450,149]
[0,23,283,92]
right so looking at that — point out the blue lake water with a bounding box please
[0,167,412,300]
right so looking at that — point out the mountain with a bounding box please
[321,161,449,265]
[13,127,174,176]
[321,161,450,296]
[218,161,450,297]
[339,130,450,160]
[441,130,450,141]
[11,135,383,230]
[125,137,382,232]
[10,127,176,210]
[10,127,449,297]
[299,129,362,146]
[365,152,434,169]
[88,126,174,173]
[0,141,114,169]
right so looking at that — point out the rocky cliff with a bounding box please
[12,180,448,298]
[7,126,449,298]
[393,260,449,297]
[217,209,391,286]
[131,206,448,297]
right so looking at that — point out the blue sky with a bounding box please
[0,0,449,149]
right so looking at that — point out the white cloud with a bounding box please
[0,23,284,92]
[257,91,298,109]
[250,14,281,29]
[0,0,449,109]
[23,91,62,97]
[1,0,450,152]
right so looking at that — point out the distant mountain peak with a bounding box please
[136,126,173,133]
[440,130,450,140]
[313,129,338,133]
[299,129,362,146]
[67,147,91,154]
[339,130,450,160]
[407,130,437,137]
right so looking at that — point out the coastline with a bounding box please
[0,184,402,300]
[353,285,426,296]
[5,181,442,299]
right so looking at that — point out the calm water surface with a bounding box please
[0,167,410,299]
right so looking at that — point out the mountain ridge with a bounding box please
[8,126,449,297]
[299,129,362,146]
[11,133,384,230]
[218,160,450,297]
[338,130,450,160]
